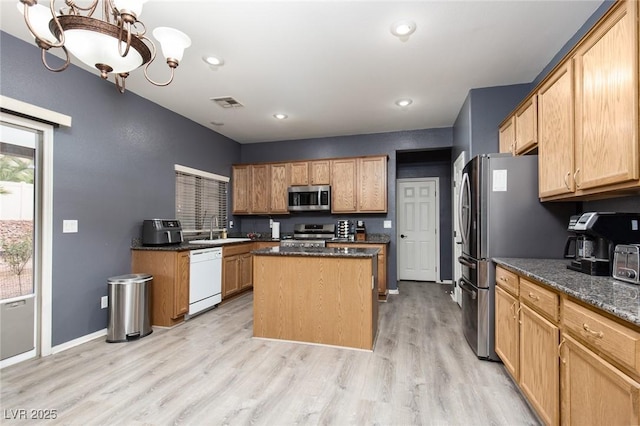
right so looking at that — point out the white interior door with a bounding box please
[397,178,439,282]
[452,152,466,306]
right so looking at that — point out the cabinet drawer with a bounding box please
[563,298,640,376]
[223,243,253,257]
[496,266,519,296]
[520,278,558,322]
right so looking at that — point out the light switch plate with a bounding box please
[101,296,108,309]
[383,220,392,229]
[63,220,78,233]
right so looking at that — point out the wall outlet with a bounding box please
[63,220,78,233]
[101,296,108,309]
[383,220,392,229]
[229,220,233,229]
[269,218,273,228]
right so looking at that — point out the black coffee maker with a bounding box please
[567,212,640,276]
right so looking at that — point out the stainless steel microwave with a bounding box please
[288,185,331,211]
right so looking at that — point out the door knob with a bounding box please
[400,234,407,238]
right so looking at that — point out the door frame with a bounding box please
[0,111,54,368]
[396,177,440,283]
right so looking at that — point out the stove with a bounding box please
[279,224,335,248]
[280,239,326,248]
[292,223,335,240]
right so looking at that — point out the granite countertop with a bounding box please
[252,246,380,258]
[494,258,640,327]
[130,233,391,251]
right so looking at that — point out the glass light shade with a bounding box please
[113,0,147,17]
[64,29,143,73]
[16,2,57,43]
[153,27,191,62]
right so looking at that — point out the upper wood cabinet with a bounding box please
[499,117,516,154]
[572,0,638,195]
[310,160,331,185]
[514,96,538,154]
[289,160,331,186]
[233,155,387,215]
[538,61,575,198]
[358,156,387,212]
[269,163,289,214]
[499,96,537,156]
[289,161,309,186]
[250,164,270,214]
[331,158,357,212]
[232,165,250,214]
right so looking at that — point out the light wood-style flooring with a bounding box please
[0,282,539,425]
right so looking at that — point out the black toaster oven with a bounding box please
[142,219,183,246]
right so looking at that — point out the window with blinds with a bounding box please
[175,165,229,234]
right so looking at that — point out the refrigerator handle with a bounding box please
[458,256,476,269]
[459,279,477,300]
[459,172,470,247]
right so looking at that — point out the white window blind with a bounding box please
[175,166,228,233]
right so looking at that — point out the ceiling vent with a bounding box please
[211,96,244,108]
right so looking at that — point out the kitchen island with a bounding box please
[252,246,379,350]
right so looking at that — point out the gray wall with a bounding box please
[1,33,240,345]
[452,84,531,163]
[239,128,454,289]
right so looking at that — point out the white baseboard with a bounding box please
[51,328,107,355]
[388,288,399,295]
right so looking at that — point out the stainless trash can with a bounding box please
[106,273,153,343]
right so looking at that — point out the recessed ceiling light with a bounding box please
[395,99,413,107]
[273,113,288,120]
[202,55,224,66]
[391,20,416,39]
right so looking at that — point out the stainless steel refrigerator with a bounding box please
[457,154,575,360]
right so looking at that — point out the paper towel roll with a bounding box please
[272,222,280,239]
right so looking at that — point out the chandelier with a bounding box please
[18,0,191,93]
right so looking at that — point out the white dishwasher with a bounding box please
[188,247,222,318]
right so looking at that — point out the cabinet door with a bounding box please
[514,96,538,154]
[250,164,270,214]
[331,158,357,212]
[310,160,331,185]
[358,156,387,212]
[499,117,515,154]
[270,163,289,213]
[574,1,638,191]
[290,162,309,186]
[232,165,250,214]
[174,252,190,318]
[520,304,559,426]
[222,255,240,298]
[538,61,575,199]
[239,253,253,289]
[561,334,640,426]
[495,286,519,380]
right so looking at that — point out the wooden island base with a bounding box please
[253,252,378,350]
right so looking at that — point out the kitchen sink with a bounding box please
[189,238,252,245]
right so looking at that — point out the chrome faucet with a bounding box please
[209,215,219,239]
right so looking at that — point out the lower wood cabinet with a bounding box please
[520,303,559,426]
[561,334,640,426]
[222,243,253,299]
[326,242,388,300]
[495,285,519,379]
[495,265,640,426]
[131,250,189,327]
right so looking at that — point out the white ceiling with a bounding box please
[1,0,603,144]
